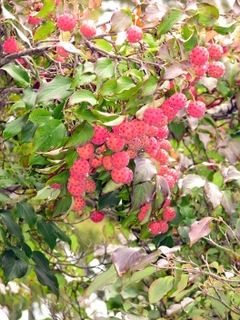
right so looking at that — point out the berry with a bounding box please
[119,121,138,139]
[193,64,208,77]
[55,0,61,5]
[57,46,69,57]
[28,15,41,25]
[50,183,62,189]
[96,144,106,154]
[73,195,86,211]
[67,182,86,196]
[208,44,223,60]
[138,203,150,222]
[143,108,167,126]
[126,26,143,43]
[111,167,133,184]
[57,14,76,31]
[103,156,114,170]
[69,168,88,180]
[90,211,104,222]
[111,151,130,169]
[154,149,169,165]
[188,101,206,118]
[71,159,90,176]
[126,149,138,159]
[156,126,169,139]
[131,119,149,136]
[163,198,171,208]
[162,207,176,221]
[189,46,209,66]
[91,126,109,145]
[144,137,158,154]
[158,139,172,151]
[158,166,169,176]
[157,220,169,233]
[164,174,176,189]
[34,3,44,11]
[76,143,94,159]
[127,137,142,151]
[139,135,149,149]
[148,221,169,235]
[207,61,225,78]
[68,176,84,186]
[3,38,19,53]
[169,93,187,110]
[85,180,96,193]
[161,100,178,118]
[167,168,178,182]
[146,126,158,137]
[80,21,97,38]
[89,156,103,168]
[106,133,125,152]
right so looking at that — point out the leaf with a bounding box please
[154,176,170,210]
[65,121,94,148]
[35,266,59,296]
[69,90,97,106]
[36,75,72,102]
[143,3,169,22]
[157,9,183,36]
[163,64,188,80]
[112,247,144,277]
[197,4,219,27]
[0,179,16,188]
[34,21,56,41]
[53,196,73,217]
[168,122,185,141]
[131,250,161,272]
[49,221,71,246]
[204,182,223,209]
[131,182,155,212]
[1,63,30,86]
[221,190,235,215]
[0,193,10,202]
[31,186,60,201]
[57,42,80,54]
[32,251,50,271]
[33,119,67,152]
[110,10,132,32]
[29,109,53,125]
[0,210,24,242]
[102,180,122,194]
[134,157,157,184]
[123,266,156,289]
[37,219,57,250]
[102,223,115,242]
[142,76,158,96]
[115,76,135,94]
[189,217,213,247]
[93,39,113,53]
[23,87,37,110]
[2,251,28,281]
[98,190,120,210]
[3,116,26,139]
[83,265,118,299]
[148,276,174,303]
[21,121,38,144]
[222,165,240,183]
[35,0,55,17]
[179,174,206,195]
[99,79,117,96]
[95,58,115,78]
[16,202,38,228]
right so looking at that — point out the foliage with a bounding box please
[0,0,240,319]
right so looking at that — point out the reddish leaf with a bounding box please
[134,156,157,184]
[88,0,102,9]
[221,190,235,215]
[112,247,144,276]
[204,182,223,209]
[110,10,132,32]
[163,64,188,80]
[189,217,213,247]
[221,165,240,183]
[143,3,168,22]
[179,174,205,195]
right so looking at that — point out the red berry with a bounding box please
[106,133,125,152]
[146,125,158,137]
[28,15,41,25]
[85,180,96,193]
[89,156,103,168]
[138,203,150,222]
[111,167,133,184]
[3,38,19,53]
[144,137,158,154]
[207,61,225,78]
[158,139,172,151]
[163,198,171,208]
[73,195,86,211]
[119,121,138,139]
[156,126,169,139]
[207,44,223,60]
[154,149,169,165]
[71,159,90,176]
[91,126,109,145]
[148,220,169,235]
[67,182,86,196]
[157,220,169,233]
[161,99,178,118]
[193,64,208,77]
[34,3,44,11]
[188,101,206,118]
[169,93,187,111]
[164,174,176,189]
[126,26,143,43]
[126,137,142,151]
[50,183,62,189]
[131,119,149,136]
[57,46,69,57]
[126,149,138,159]
[57,14,76,31]
[69,168,88,180]
[55,0,61,5]
[158,166,169,176]
[162,207,176,221]
[111,151,130,169]
[143,108,167,126]
[103,155,114,170]
[68,176,83,186]
[90,211,104,222]
[76,143,94,159]
[189,46,209,66]
[139,135,149,149]
[80,21,97,38]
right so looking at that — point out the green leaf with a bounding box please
[131,182,155,212]
[36,75,72,102]
[115,76,135,94]
[35,266,59,296]
[65,121,94,148]
[0,193,10,202]
[123,266,156,289]
[35,0,55,17]
[23,87,37,110]
[33,21,56,41]
[53,196,73,217]
[142,76,158,96]
[0,210,24,242]
[197,4,219,27]
[29,109,53,125]
[99,79,117,96]
[31,186,60,201]
[37,219,57,250]
[46,170,69,185]
[32,251,50,271]
[169,121,185,141]
[49,221,71,246]
[33,119,67,152]
[213,23,236,35]
[21,121,37,144]
[98,190,121,210]
[102,180,122,194]
[9,100,25,112]
[95,58,115,78]
[102,222,115,242]
[3,115,27,139]
[93,39,113,52]
[2,251,28,281]
[0,179,16,188]
[16,202,38,228]
[157,9,183,36]
[1,63,30,86]
[69,89,97,106]
[148,276,174,303]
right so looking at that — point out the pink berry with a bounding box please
[169,93,187,111]
[89,156,103,168]
[126,26,143,43]
[80,21,97,38]
[189,46,209,66]
[57,46,69,57]
[162,207,176,221]
[126,137,142,151]
[73,195,86,211]
[67,182,86,196]
[158,166,169,176]
[156,126,169,140]
[161,100,178,119]
[207,44,223,60]
[138,203,150,222]
[57,14,76,31]
[3,38,19,53]
[55,0,61,5]
[144,137,158,154]
[85,180,96,193]
[131,119,149,136]
[146,125,158,137]
[207,61,225,78]
[148,220,169,235]
[143,108,167,126]
[188,101,206,118]
[193,64,208,77]
[76,143,94,159]
[111,167,133,184]
[90,211,104,222]
[106,133,125,152]
[158,139,172,151]
[154,149,169,165]
[103,155,114,170]
[34,3,44,11]
[164,174,176,189]
[28,15,41,25]
[111,151,130,169]
[119,121,138,139]
[71,159,90,176]
[91,126,109,145]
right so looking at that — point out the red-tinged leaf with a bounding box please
[131,182,155,212]
[197,132,211,149]
[189,217,213,247]
[162,64,188,80]
[204,182,223,209]
[221,165,240,183]
[131,250,161,271]
[88,0,102,9]
[143,3,168,22]
[134,156,157,184]
[221,190,235,215]
[179,174,205,195]
[110,10,132,32]
[111,247,144,277]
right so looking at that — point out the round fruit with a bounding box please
[80,22,97,38]
[3,38,19,53]
[207,61,225,78]
[189,46,209,66]
[126,26,143,43]
[57,14,76,31]
[188,101,206,118]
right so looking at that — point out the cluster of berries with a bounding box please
[190,44,225,79]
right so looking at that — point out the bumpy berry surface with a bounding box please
[193,64,208,77]
[158,166,169,176]
[57,46,69,57]
[73,196,86,211]
[3,38,19,53]
[76,143,94,159]
[111,167,133,184]
[131,119,149,136]
[67,182,86,196]
[103,156,114,170]
[154,149,169,165]
[143,108,167,126]
[126,26,143,43]
[57,14,76,31]
[158,140,172,151]
[91,125,109,145]
[162,207,176,221]
[163,198,171,208]
[149,221,169,235]
[71,159,90,176]
[127,137,142,151]
[28,15,41,25]
[157,220,169,233]
[111,152,130,169]
[169,93,187,110]
[161,99,177,118]
[106,133,125,152]
[189,46,209,65]
[207,61,225,78]
[156,126,169,139]
[85,180,96,193]
[144,137,158,154]
[188,101,206,118]
[90,211,104,222]
[164,174,176,189]
[119,121,138,139]
[89,156,103,168]
[146,125,158,137]
[80,22,97,38]
[207,44,223,60]
[138,203,150,222]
